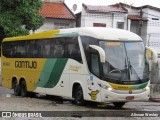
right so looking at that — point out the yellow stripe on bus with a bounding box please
[108,82,133,90]
[3,30,60,41]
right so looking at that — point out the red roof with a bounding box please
[113,2,160,12]
[83,4,127,13]
[128,15,148,21]
[40,2,75,20]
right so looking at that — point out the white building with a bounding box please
[114,3,160,53]
[76,3,160,53]
[34,0,76,33]
[77,4,127,29]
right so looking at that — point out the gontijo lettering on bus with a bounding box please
[15,61,37,69]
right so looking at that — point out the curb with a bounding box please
[149,98,160,102]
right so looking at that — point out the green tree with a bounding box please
[0,0,44,37]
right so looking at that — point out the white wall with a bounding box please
[80,4,160,53]
[82,13,113,27]
[113,13,127,29]
[144,8,160,53]
[147,9,160,35]
[124,7,139,15]
[81,6,127,29]
[32,18,76,33]
[123,6,160,47]
[81,6,86,27]
[36,18,54,32]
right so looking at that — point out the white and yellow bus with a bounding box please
[2,27,150,108]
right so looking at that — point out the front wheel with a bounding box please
[113,102,125,108]
[74,86,85,106]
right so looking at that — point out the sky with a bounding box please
[64,0,160,13]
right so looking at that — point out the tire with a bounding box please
[27,92,36,97]
[12,80,20,96]
[74,86,85,106]
[113,102,125,108]
[20,80,27,97]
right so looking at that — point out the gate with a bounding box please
[149,55,160,101]
[146,46,160,101]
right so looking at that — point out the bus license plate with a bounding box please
[126,96,134,100]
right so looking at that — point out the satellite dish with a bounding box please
[72,4,77,12]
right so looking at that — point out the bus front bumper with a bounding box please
[102,89,150,103]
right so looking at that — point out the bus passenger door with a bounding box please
[87,53,102,102]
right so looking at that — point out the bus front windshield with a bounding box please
[99,41,149,84]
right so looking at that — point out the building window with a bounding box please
[117,22,124,29]
[54,22,70,29]
[93,23,106,27]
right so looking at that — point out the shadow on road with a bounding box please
[27,94,134,110]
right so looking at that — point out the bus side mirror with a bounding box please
[145,46,158,71]
[89,45,105,63]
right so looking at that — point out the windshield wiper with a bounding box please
[118,57,129,82]
[128,59,132,74]
[128,59,142,82]
[125,57,131,79]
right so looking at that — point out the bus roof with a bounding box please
[3,27,142,42]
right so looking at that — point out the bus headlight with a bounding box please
[143,86,150,91]
[101,84,113,91]
[108,87,113,91]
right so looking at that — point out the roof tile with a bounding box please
[84,4,127,13]
[40,2,75,20]
[128,14,148,21]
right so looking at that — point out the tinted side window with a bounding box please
[2,37,82,60]
[16,41,26,58]
[2,41,27,58]
[66,37,82,63]
[54,38,65,58]
[26,40,38,58]
[81,36,98,68]
[91,53,100,77]
[2,42,16,58]
[38,39,52,58]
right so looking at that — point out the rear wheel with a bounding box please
[12,80,20,96]
[113,102,125,108]
[20,80,27,97]
[74,86,85,106]
[27,92,36,97]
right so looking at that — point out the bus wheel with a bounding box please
[113,102,125,108]
[27,92,36,97]
[74,86,85,106]
[12,80,20,96]
[20,81,27,97]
